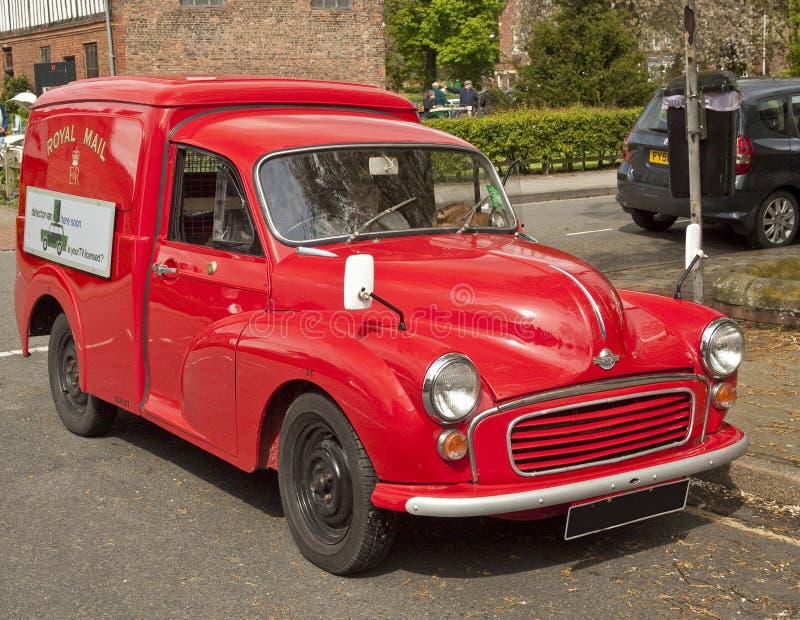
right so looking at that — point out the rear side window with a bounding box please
[757,98,786,135]
[635,91,667,133]
[791,95,800,136]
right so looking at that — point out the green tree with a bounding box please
[789,0,800,75]
[385,0,506,87]
[516,0,652,108]
[3,75,35,117]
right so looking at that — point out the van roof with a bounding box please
[172,109,470,163]
[33,76,417,116]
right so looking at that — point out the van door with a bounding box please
[145,146,267,457]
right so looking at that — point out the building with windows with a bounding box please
[1,0,385,93]
[494,0,529,90]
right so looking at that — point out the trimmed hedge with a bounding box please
[423,107,641,171]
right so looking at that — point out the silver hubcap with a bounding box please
[763,197,796,244]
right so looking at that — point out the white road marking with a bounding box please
[566,228,614,236]
[686,505,800,547]
[0,346,48,358]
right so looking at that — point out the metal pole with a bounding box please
[104,0,116,76]
[3,145,10,202]
[684,1,703,303]
[763,12,768,76]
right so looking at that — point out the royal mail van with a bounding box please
[15,76,748,575]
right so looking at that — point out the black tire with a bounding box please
[278,392,397,575]
[750,190,799,249]
[42,237,48,251]
[630,209,678,232]
[48,313,117,436]
[56,241,62,255]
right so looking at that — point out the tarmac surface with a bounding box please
[2,169,799,510]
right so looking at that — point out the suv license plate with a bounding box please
[649,149,669,165]
[564,478,689,540]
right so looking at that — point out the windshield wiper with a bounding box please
[459,197,489,233]
[460,184,507,233]
[348,196,417,242]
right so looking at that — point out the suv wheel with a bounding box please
[751,191,799,249]
[630,209,677,232]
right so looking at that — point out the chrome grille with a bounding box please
[509,390,694,476]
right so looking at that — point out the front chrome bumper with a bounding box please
[404,431,747,517]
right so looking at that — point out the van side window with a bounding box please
[169,148,262,256]
[757,98,786,135]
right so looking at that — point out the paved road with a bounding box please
[1,246,798,619]
[516,195,749,273]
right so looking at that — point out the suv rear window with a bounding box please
[636,91,667,133]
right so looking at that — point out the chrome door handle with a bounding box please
[152,262,178,276]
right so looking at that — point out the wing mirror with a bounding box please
[343,253,407,330]
[344,254,374,310]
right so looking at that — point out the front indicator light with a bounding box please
[712,382,737,409]
[437,429,468,461]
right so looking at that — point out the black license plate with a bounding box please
[564,478,689,540]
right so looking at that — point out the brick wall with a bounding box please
[119,0,385,87]
[1,16,124,88]
[2,0,385,89]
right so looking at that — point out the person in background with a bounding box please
[421,88,435,119]
[431,82,448,107]
[476,87,491,117]
[447,80,479,116]
[0,103,7,135]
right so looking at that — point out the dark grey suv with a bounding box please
[616,78,800,248]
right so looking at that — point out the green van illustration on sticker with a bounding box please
[41,222,68,255]
[40,199,68,255]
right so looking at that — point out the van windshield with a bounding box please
[257,146,516,244]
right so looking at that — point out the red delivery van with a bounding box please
[15,76,747,574]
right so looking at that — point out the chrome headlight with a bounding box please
[700,318,744,378]
[422,353,481,423]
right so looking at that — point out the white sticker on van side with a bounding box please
[23,187,116,278]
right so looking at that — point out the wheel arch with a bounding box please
[256,379,323,471]
[28,294,64,337]
[17,267,88,388]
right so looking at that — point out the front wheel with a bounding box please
[48,313,117,436]
[630,209,677,232]
[278,392,397,575]
[751,190,799,248]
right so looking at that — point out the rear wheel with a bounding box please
[751,190,799,248]
[630,209,677,232]
[278,392,397,575]
[48,313,117,436]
